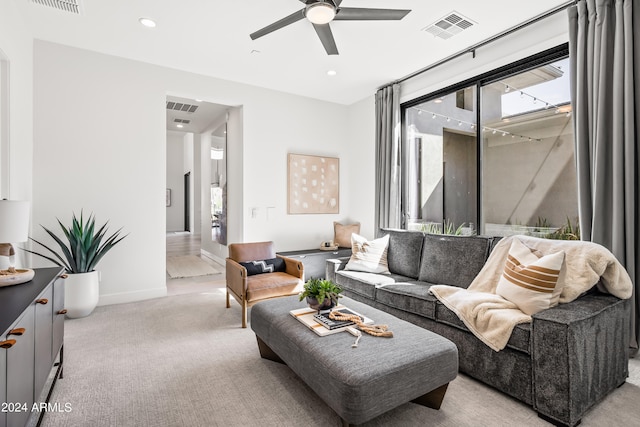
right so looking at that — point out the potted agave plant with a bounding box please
[24,212,126,318]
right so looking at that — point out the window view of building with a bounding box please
[403,56,577,237]
[481,58,576,237]
[405,86,478,235]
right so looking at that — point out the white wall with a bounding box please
[0,2,34,269]
[166,131,185,231]
[345,95,376,239]
[32,40,352,305]
[0,2,33,202]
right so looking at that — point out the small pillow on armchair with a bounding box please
[496,238,565,315]
[239,258,286,276]
[344,233,390,274]
[334,221,360,248]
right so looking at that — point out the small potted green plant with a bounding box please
[299,278,343,311]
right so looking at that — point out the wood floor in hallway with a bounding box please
[166,232,226,297]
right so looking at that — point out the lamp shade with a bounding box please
[0,200,30,243]
[306,3,336,25]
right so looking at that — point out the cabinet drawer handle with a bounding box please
[0,339,16,349]
[57,309,68,315]
[8,328,25,336]
[36,298,49,305]
[60,274,69,279]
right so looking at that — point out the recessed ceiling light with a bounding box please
[195,99,203,102]
[176,124,183,128]
[327,70,337,76]
[139,17,156,28]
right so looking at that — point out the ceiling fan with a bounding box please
[250,0,411,55]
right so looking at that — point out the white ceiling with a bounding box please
[16,0,570,105]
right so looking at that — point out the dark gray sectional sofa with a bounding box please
[325,228,631,427]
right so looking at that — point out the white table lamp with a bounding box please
[0,200,35,286]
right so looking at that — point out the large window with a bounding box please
[402,47,577,237]
[405,86,478,235]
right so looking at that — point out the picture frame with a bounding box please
[287,153,339,214]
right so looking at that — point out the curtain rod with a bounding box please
[381,0,577,90]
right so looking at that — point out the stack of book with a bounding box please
[290,305,372,336]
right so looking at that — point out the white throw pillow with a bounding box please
[496,238,565,315]
[344,234,390,274]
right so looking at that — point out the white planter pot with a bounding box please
[64,271,100,318]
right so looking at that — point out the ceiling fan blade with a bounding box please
[334,7,411,21]
[313,23,339,55]
[250,9,306,40]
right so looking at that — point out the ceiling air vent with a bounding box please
[166,101,199,113]
[173,119,191,124]
[423,12,475,40]
[31,0,82,15]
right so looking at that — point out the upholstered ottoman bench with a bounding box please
[251,296,458,426]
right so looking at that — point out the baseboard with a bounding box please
[201,249,225,266]
[98,287,167,306]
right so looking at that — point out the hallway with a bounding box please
[166,232,225,296]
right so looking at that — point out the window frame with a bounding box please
[400,43,570,231]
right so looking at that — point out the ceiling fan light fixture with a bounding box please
[306,2,336,25]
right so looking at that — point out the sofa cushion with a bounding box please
[240,258,286,276]
[375,281,438,320]
[435,301,531,354]
[496,238,565,315]
[380,228,424,279]
[334,222,361,248]
[418,235,492,288]
[336,271,395,299]
[344,234,390,274]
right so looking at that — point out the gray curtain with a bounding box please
[375,84,402,232]
[568,0,640,354]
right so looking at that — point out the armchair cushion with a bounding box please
[240,258,286,276]
[246,272,303,301]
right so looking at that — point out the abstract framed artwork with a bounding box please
[288,153,339,214]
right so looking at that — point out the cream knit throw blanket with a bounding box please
[429,235,633,352]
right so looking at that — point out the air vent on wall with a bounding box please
[166,101,199,113]
[31,0,82,14]
[174,119,191,124]
[422,12,475,40]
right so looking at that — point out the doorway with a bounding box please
[184,171,191,232]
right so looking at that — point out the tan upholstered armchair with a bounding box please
[226,241,304,328]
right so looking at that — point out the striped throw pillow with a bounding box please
[344,233,390,274]
[496,238,565,315]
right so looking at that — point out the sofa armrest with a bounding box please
[276,254,304,280]
[325,257,350,283]
[531,292,630,425]
[226,258,247,298]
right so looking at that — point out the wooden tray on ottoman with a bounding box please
[251,296,458,426]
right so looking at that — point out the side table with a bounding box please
[277,247,351,280]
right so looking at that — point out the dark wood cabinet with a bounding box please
[278,248,352,280]
[0,267,65,427]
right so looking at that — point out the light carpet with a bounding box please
[42,291,640,427]
[166,255,222,278]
